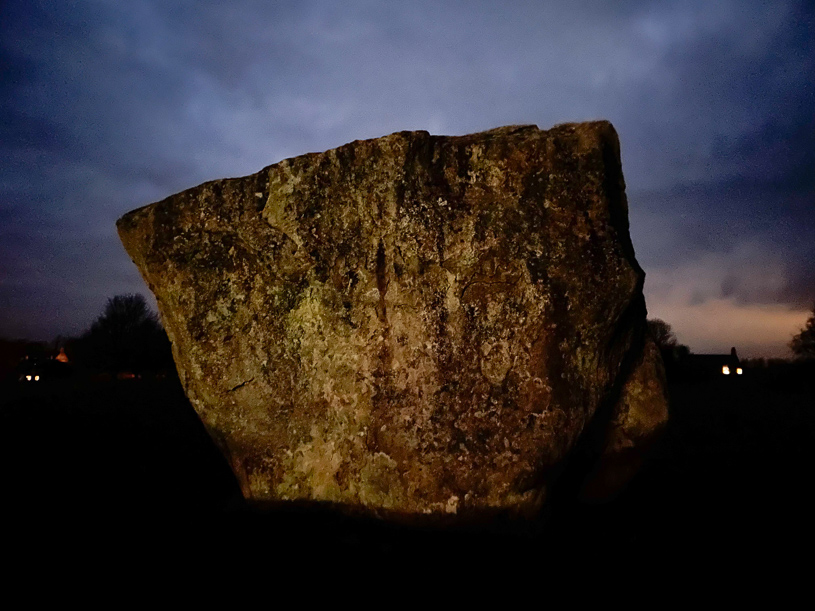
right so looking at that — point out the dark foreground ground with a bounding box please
[1,366,813,570]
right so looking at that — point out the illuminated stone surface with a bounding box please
[117,121,668,521]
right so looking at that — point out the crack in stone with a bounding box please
[375,239,389,325]
[228,377,255,393]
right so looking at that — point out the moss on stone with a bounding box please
[117,121,668,522]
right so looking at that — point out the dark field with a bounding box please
[2,367,813,565]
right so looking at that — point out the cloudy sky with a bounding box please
[1,0,812,357]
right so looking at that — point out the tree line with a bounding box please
[72,293,174,373]
[4,295,813,382]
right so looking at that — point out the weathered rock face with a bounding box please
[118,121,668,521]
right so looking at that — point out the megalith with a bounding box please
[118,121,668,521]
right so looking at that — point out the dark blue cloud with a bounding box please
[1,0,812,355]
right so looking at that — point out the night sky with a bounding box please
[1,0,812,357]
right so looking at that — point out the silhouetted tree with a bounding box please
[647,318,690,367]
[790,303,815,360]
[78,294,172,372]
[647,319,677,350]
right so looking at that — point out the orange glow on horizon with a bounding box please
[643,246,810,359]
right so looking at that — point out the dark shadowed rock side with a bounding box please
[118,121,668,522]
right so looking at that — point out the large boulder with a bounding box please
[118,121,668,521]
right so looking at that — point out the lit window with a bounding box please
[736,368,742,375]
[722,366,730,375]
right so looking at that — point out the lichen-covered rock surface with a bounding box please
[118,121,668,522]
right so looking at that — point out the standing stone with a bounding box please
[118,121,668,521]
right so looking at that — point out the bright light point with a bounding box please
[34,375,40,381]
[26,375,31,381]
[722,366,730,375]
[736,368,742,375]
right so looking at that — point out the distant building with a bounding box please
[684,347,743,378]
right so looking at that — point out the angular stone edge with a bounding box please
[117,122,669,521]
